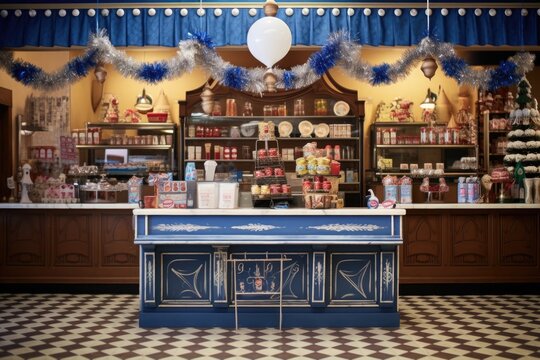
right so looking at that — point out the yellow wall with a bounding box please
[1,47,539,170]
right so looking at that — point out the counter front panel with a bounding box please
[133,209,404,328]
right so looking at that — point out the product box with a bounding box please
[218,182,239,209]
[197,182,219,208]
[157,180,197,208]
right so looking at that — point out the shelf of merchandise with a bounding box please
[86,122,176,130]
[375,171,477,177]
[77,122,178,177]
[479,111,510,173]
[184,137,360,141]
[375,144,477,149]
[76,145,172,150]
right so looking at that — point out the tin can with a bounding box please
[282,184,291,194]
[322,180,332,192]
[223,146,231,160]
[334,145,341,160]
[303,179,313,192]
[231,147,238,160]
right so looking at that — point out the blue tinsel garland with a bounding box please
[0,31,535,92]
[488,61,518,91]
[138,62,169,83]
[371,64,391,85]
[282,71,295,90]
[223,66,248,90]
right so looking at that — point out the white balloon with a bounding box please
[247,17,292,68]
[197,8,205,17]
[133,9,141,16]
[148,8,156,17]
[164,8,173,17]
[72,9,80,17]
[410,9,417,17]
[424,9,431,16]
[101,9,109,17]
[378,9,385,17]
[394,9,402,17]
[441,8,448,16]
[363,8,371,16]
[302,8,309,16]
[347,8,355,17]
[316,8,325,17]
[87,9,96,17]
[521,9,528,16]
[29,9,36,17]
[474,9,482,16]
[285,8,293,17]
[59,9,67,17]
[332,8,340,17]
[0,10,7,18]
[458,8,466,16]
[231,8,239,17]
[116,9,124,17]
[248,8,257,17]
[504,9,512,17]
[14,9,21,17]
[180,9,188,17]
[489,9,496,17]
[214,8,222,17]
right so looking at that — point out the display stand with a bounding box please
[252,138,293,208]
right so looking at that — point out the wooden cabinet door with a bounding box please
[5,212,46,266]
[100,213,138,266]
[402,214,443,266]
[52,214,92,266]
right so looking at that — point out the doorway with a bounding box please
[0,87,13,200]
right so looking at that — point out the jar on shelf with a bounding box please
[420,127,427,144]
[294,99,305,116]
[230,126,241,138]
[242,101,253,116]
[376,128,382,145]
[382,129,390,145]
[390,128,397,145]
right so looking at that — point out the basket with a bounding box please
[304,194,337,209]
[147,112,168,123]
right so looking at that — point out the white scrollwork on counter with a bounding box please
[153,223,221,232]
[307,224,384,232]
[231,223,283,232]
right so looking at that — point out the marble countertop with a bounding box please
[397,203,540,209]
[0,203,139,209]
[133,208,406,216]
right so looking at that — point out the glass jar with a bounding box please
[230,126,241,138]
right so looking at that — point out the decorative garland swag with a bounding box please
[0,30,535,93]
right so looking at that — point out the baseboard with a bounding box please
[400,283,540,295]
[1,283,139,294]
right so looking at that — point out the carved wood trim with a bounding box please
[451,215,489,266]
[499,214,538,266]
[403,215,442,266]
[100,213,138,267]
[52,214,92,267]
[6,213,46,266]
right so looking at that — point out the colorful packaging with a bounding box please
[457,177,467,203]
[127,176,143,204]
[399,176,412,204]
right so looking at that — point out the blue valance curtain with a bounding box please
[0,7,538,48]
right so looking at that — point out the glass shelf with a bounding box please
[76,144,172,150]
[185,137,360,141]
[375,144,477,149]
[86,122,175,130]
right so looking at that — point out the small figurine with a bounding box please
[104,95,119,123]
[20,163,33,203]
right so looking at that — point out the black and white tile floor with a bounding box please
[1,294,539,359]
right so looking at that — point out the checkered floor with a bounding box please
[1,294,539,360]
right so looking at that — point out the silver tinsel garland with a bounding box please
[0,31,536,93]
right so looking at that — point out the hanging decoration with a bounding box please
[0,31,535,93]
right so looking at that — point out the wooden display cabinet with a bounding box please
[179,74,365,206]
